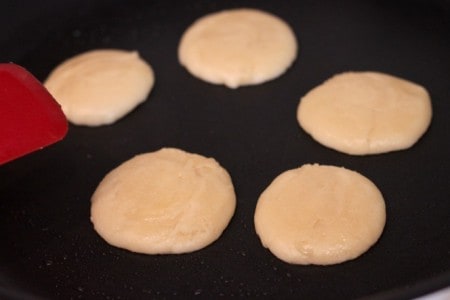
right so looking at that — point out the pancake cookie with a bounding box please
[254,164,386,265]
[297,71,432,155]
[178,8,298,88]
[44,49,154,126]
[91,148,236,254]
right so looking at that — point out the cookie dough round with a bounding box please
[297,71,432,155]
[178,8,297,88]
[254,164,386,265]
[91,148,236,254]
[44,49,154,126]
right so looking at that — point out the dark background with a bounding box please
[0,0,449,299]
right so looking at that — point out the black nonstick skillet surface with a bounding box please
[1,0,449,299]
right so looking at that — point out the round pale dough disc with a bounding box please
[91,148,236,254]
[297,71,432,155]
[178,8,298,88]
[44,49,154,126]
[254,164,386,265]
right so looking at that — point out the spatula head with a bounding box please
[0,63,68,165]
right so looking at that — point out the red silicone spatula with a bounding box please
[0,63,68,165]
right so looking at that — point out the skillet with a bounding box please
[0,0,449,298]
